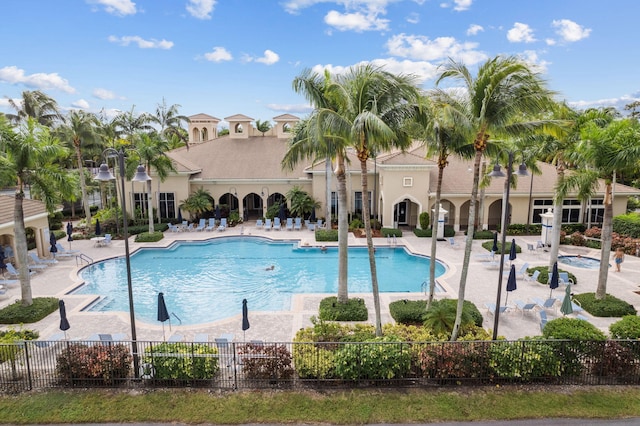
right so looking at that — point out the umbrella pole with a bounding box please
[162,323,166,341]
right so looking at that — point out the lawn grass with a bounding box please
[0,387,639,423]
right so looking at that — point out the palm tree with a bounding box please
[324,64,421,336]
[0,117,73,306]
[286,186,321,218]
[5,90,62,127]
[284,69,351,305]
[179,188,213,219]
[435,55,556,340]
[114,106,154,139]
[55,110,100,223]
[151,98,190,146]
[255,119,272,136]
[134,133,177,233]
[557,117,640,299]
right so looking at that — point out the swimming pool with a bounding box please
[558,255,603,269]
[74,237,447,325]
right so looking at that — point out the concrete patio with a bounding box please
[2,223,639,343]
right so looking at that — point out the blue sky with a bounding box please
[1,0,638,128]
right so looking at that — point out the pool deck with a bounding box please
[2,224,640,343]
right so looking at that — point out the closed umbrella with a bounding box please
[49,233,58,257]
[59,299,70,340]
[492,232,499,253]
[509,238,517,265]
[177,209,183,223]
[0,246,6,275]
[561,284,574,316]
[66,222,74,250]
[157,292,171,341]
[549,261,559,298]
[505,264,517,305]
[95,219,101,236]
[279,203,286,222]
[242,298,250,341]
[215,205,221,221]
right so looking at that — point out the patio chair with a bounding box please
[255,219,264,229]
[273,217,282,231]
[533,297,558,312]
[316,219,324,229]
[102,234,112,246]
[195,218,206,232]
[515,262,530,279]
[264,218,272,231]
[484,302,508,315]
[30,252,57,265]
[0,278,19,287]
[527,243,537,255]
[294,217,302,231]
[524,269,541,283]
[539,310,548,331]
[285,218,294,231]
[559,272,574,285]
[448,237,460,249]
[55,243,78,257]
[6,263,36,278]
[168,334,184,342]
[194,333,209,343]
[205,218,216,231]
[475,250,496,262]
[217,218,227,232]
[514,300,537,316]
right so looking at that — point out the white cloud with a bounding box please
[72,99,91,109]
[552,19,591,42]
[255,50,280,65]
[324,10,389,32]
[87,0,136,16]
[386,33,487,65]
[93,88,116,100]
[569,92,640,112]
[545,38,556,46]
[108,35,173,49]
[453,0,472,11]
[518,50,550,73]
[186,0,216,20]
[507,22,536,43]
[203,46,233,62]
[0,66,75,93]
[266,103,314,114]
[466,24,483,35]
[311,57,440,85]
[406,12,419,24]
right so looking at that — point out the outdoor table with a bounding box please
[91,236,105,247]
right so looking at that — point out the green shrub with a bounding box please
[316,229,338,241]
[48,211,64,230]
[0,297,59,324]
[488,340,562,380]
[613,213,640,238]
[389,299,427,325]
[56,343,132,385]
[572,293,637,317]
[127,223,169,235]
[506,223,542,235]
[610,315,640,339]
[589,340,640,379]
[414,228,431,237]
[481,240,521,255]
[238,343,294,381]
[135,231,164,242]
[292,342,336,379]
[418,341,490,380]
[526,266,577,285]
[145,342,219,381]
[542,317,607,340]
[381,228,403,237]
[349,218,363,230]
[319,297,368,321]
[419,212,430,230]
[370,218,381,230]
[473,230,495,240]
[333,338,411,380]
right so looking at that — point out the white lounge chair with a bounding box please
[264,218,272,231]
[205,218,216,231]
[194,333,209,343]
[54,243,78,257]
[168,334,184,342]
[30,252,57,265]
[484,302,508,315]
[533,297,558,312]
[524,269,541,283]
[294,217,302,230]
[6,263,36,278]
[217,218,227,231]
[448,237,460,249]
[514,300,537,316]
[102,234,112,246]
[195,218,206,232]
[285,218,293,231]
[255,219,264,229]
[475,250,496,262]
[273,217,282,231]
[539,310,548,331]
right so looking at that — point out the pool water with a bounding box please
[558,255,603,269]
[75,237,447,325]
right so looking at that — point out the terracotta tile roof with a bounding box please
[0,195,48,224]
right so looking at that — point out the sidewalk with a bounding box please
[2,225,639,342]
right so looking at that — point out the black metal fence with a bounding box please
[1,338,639,392]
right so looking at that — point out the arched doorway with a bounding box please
[487,199,511,230]
[393,196,422,229]
[244,193,262,220]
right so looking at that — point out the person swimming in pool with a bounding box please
[265,265,275,271]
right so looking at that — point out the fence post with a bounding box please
[23,342,33,391]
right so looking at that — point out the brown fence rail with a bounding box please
[1,338,639,392]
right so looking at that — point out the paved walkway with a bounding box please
[2,225,639,342]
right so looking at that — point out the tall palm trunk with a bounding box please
[336,152,349,303]
[358,151,382,336]
[14,190,33,306]
[146,162,154,234]
[75,145,91,223]
[549,165,565,270]
[596,181,614,299]
[428,158,445,309]
[451,146,483,341]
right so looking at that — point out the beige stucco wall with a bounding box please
[379,167,431,228]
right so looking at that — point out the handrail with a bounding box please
[76,253,93,266]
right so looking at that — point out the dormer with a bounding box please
[273,114,299,139]
[224,114,254,139]
[188,113,221,143]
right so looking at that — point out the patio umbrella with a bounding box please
[49,232,58,257]
[95,219,101,236]
[0,246,6,275]
[242,298,250,341]
[177,209,183,223]
[509,238,517,265]
[504,264,517,305]
[549,261,559,298]
[59,299,70,340]
[560,283,574,316]
[157,292,171,341]
[310,209,316,222]
[492,232,499,253]
[279,203,286,222]
[66,221,74,249]
[215,205,221,221]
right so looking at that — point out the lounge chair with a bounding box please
[102,234,112,246]
[448,237,460,249]
[524,269,541,283]
[204,218,216,231]
[195,218,206,232]
[255,219,264,229]
[308,222,316,231]
[539,310,548,331]
[217,218,227,232]
[168,334,184,342]
[273,217,282,231]
[168,223,180,233]
[514,300,537,316]
[54,243,77,257]
[515,263,530,279]
[475,250,496,262]
[559,272,574,285]
[285,218,293,231]
[194,333,209,343]
[576,314,589,321]
[0,278,19,287]
[527,243,536,255]
[294,217,302,230]
[533,297,558,312]
[316,219,324,229]
[30,252,57,265]
[6,263,36,278]
[484,302,508,315]
[264,218,272,231]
